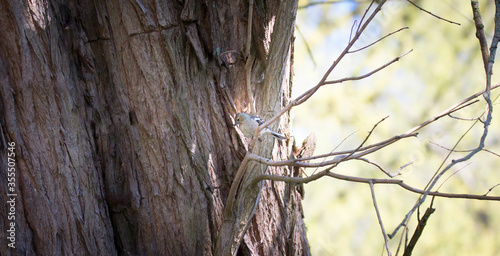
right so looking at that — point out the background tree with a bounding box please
[0,0,307,255]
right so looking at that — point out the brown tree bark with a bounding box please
[0,0,308,255]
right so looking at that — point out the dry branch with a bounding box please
[348,27,409,54]
[407,0,461,25]
[369,181,392,256]
[403,204,435,256]
[471,1,490,76]
[252,170,500,201]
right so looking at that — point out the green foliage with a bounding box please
[294,1,500,255]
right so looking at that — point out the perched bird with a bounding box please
[234,113,286,140]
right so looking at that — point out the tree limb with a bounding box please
[252,170,500,201]
[407,0,460,25]
[369,181,392,256]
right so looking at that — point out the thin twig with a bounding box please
[447,114,481,121]
[483,148,500,158]
[369,181,392,256]
[394,226,408,256]
[356,158,413,178]
[431,142,500,158]
[404,99,479,135]
[484,183,500,196]
[357,158,393,177]
[338,116,389,164]
[430,140,476,153]
[324,50,413,85]
[311,130,358,176]
[295,25,317,67]
[437,162,472,191]
[406,0,461,25]
[349,27,409,54]
[298,0,364,9]
[348,20,358,45]
[357,0,377,34]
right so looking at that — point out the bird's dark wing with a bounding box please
[251,115,265,125]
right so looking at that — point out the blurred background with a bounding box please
[292,0,500,255]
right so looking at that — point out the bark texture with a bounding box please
[0,0,308,255]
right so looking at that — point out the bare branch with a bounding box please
[486,0,500,95]
[429,140,472,153]
[406,0,461,25]
[483,148,500,158]
[403,205,435,256]
[295,25,317,67]
[248,79,496,167]
[246,131,418,169]
[323,50,413,85]
[252,169,500,201]
[431,142,500,159]
[298,0,368,9]
[348,20,358,47]
[356,158,395,177]
[394,226,409,256]
[429,141,500,158]
[471,0,489,73]
[437,163,472,191]
[447,114,481,121]
[243,84,500,219]
[310,131,357,175]
[357,0,377,35]
[357,158,414,178]
[484,183,500,196]
[339,116,389,163]
[405,82,500,135]
[292,0,389,107]
[293,132,417,163]
[404,99,479,135]
[348,27,409,54]
[369,181,392,256]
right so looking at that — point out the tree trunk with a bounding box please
[0,0,308,255]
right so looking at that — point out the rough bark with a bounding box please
[0,0,308,255]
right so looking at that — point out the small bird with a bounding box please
[234,113,286,140]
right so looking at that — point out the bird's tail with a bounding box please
[259,128,286,140]
[270,131,286,140]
